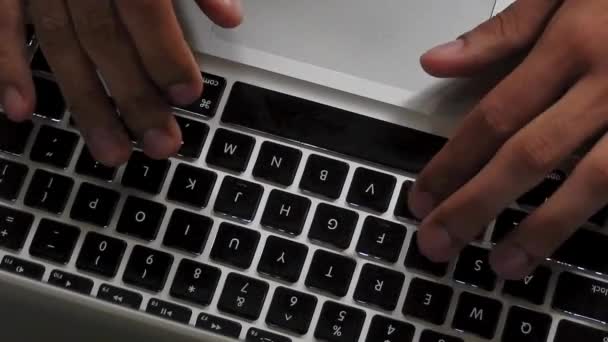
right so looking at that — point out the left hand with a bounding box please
[409,0,608,280]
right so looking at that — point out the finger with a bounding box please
[67,0,182,159]
[195,0,243,28]
[491,131,608,279]
[0,0,35,121]
[421,0,562,77]
[29,0,131,166]
[418,75,608,263]
[409,37,579,220]
[115,0,203,105]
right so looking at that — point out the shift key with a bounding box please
[552,272,608,324]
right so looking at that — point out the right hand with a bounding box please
[1,0,242,165]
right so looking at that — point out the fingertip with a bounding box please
[2,86,34,122]
[489,244,535,280]
[197,0,243,28]
[87,128,133,167]
[168,78,203,106]
[417,223,460,263]
[420,39,467,77]
[408,184,435,219]
[142,121,182,160]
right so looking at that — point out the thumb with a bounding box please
[196,0,243,28]
[421,0,562,78]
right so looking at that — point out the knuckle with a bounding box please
[509,134,556,173]
[475,100,514,139]
[72,10,119,51]
[34,15,72,50]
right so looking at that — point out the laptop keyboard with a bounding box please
[0,46,607,342]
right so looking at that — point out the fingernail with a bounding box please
[423,39,465,58]
[417,224,459,263]
[2,87,30,121]
[168,82,202,106]
[229,0,242,12]
[408,185,435,219]
[491,245,533,280]
[143,128,179,159]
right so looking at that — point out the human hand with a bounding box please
[410,0,608,279]
[1,0,241,165]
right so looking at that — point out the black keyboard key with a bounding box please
[218,273,269,320]
[420,330,463,342]
[163,209,212,255]
[308,203,358,250]
[0,206,34,250]
[347,167,395,213]
[167,164,217,208]
[0,255,44,280]
[29,219,80,264]
[517,170,565,207]
[551,228,608,275]
[246,329,291,342]
[0,159,28,201]
[206,129,255,172]
[121,151,170,194]
[70,182,119,227]
[222,82,445,174]
[402,278,453,325]
[260,190,311,235]
[554,320,608,342]
[146,298,192,324]
[492,208,527,243]
[305,249,356,297]
[170,259,221,306]
[365,315,415,342]
[0,116,33,155]
[24,169,74,214]
[196,313,242,339]
[552,272,608,324]
[175,116,209,158]
[210,222,260,269]
[404,232,449,277]
[97,283,143,310]
[253,141,302,186]
[123,246,173,292]
[48,270,94,295]
[453,246,496,291]
[452,292,502,339]
[30,126,78,168]
[257,236,308,283]
[314,301,366,342]
[354,263,404,311]
[177,72,226,118]
[299,154,348,199]
[77,232,126,277]
[33,77,66,120]
[31,49,51,73]
[394,180,419,222]
[355,216,406,263]
[502,306,552,342]
[503,266,551,305]
[266,287,317,335]
[214,176,263,222]
[116,196,166,241]
[75,147,116,181]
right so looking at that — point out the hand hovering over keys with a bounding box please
[410,0,608,280]
[0,0,242,165]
